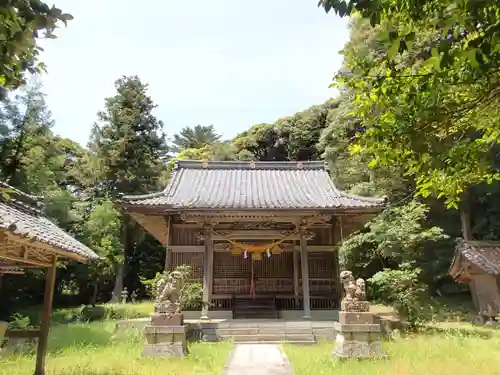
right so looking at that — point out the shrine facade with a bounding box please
[120,160,386,320]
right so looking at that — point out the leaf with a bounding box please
[388,40,401,60]
[60,13,74,21]
[465,49,480,68]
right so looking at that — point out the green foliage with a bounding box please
[369,265,427,327]
[318,5,500,206]
[171,124,221,152]
[7,313,32,331]
[90,75,169,197]
[340,201,447,276]
[0,2,73,96]
[233,99,339,161]
[140,265,203,310]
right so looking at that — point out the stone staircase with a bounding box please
[232,297,279,319]
[216,320,317,344]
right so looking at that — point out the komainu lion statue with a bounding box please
[340,270,366,301]
[154,270,183,314]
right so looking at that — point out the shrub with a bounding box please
[140,265,203,310]
[7,313,32,331]
[369,264,427,327]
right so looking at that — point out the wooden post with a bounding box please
[164,216,172,272]
[300,227,311,319]
[293,240,299,306]
[331,217,340,303]
[34,255,57,375]
[201,225,214,319]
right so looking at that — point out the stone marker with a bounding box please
[142,270,188,357]
[333,270,386,359]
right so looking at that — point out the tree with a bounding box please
[89,75,169,301]
[0,2,73,97]
[171,125,220,152]
[81,200,122,305]
[318,4,500,207]
[339,201,447,279]
[232,99,338,161]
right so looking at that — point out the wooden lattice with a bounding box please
[170,252,204,281]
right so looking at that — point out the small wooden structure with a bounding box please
[449,239,500,319]
[0,181,98,375]
[120,160,386,320]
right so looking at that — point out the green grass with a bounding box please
[0,321,232,375]
[18,302,155,326]
[284,323,500,375]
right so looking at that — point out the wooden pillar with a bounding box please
[293,241,299,306]
[331,217,340,302]
[299,227,311,319]
[201,224,214,319]
[163,216,172,272]
[34,255,57,375]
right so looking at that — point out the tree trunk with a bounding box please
[460,191,472,241]
[110,264,124,303]
[460,189,480,313]
[90,283,98,306]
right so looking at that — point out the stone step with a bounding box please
[217,327,314,335]
[231,340,316,345]
[231,334,315,342]
[233,312,279,319]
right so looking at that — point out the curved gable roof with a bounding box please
[121,160,386,211]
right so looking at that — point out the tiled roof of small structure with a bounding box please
[121,160,387,210]
[452,239,500,276]
[0,181,98,262]
[0,261,23,274]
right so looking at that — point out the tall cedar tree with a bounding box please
[89,76,168,301]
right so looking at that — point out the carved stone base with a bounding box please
[332,322,386,359]
[339,311,375,325]
[150,312,183,326]
[341,300,370,312]
[143,325,188,358]
[142,342,187,357]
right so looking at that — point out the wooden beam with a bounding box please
[34,255,57,375]
[0,253,51,268]
[0,230,88,264]
[0,269,24,275]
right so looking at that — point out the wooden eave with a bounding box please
[0,229,89,267]
[121,205,384,216]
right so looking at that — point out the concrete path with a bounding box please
[223,344,294,375]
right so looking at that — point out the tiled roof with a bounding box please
[0,181,98,262]
[0,261,24,274]
[452,239,500,276]
[121,160,387,210]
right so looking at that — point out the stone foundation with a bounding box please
[332,321,385,358]
[333,271,386,360]
[142,313,188,358]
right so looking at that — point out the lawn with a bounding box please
[284,323,500,375]
[0,321,232,375]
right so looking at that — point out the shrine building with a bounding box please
[120,160,386,320]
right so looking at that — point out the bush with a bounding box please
[7,313,32,330]
[369,264,427,327]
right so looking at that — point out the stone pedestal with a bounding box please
[142,313,187,358]
[333,321,385,358]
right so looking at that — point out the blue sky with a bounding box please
[39,0,349,146]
